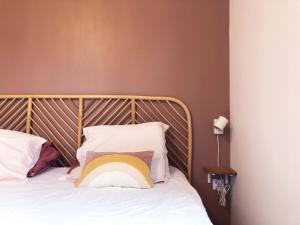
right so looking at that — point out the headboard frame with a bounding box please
[0,95,192,181]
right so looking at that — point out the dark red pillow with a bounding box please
[27,141,60,177]
[67,160,80,174]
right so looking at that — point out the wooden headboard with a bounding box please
[0,95,192,181]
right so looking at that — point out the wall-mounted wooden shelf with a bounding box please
[203,167,237,176]
[203,166,237,185]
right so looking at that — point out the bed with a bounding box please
[0,95,213,225]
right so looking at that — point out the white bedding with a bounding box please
[0,166,212,225]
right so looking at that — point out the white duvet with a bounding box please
[0,166,212,225]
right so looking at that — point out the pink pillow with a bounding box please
[76,151,154,188]
[68,151,153,174]
[27,141,60,177]
[85,151,154,168]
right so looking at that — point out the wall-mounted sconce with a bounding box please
[213,116,228,167]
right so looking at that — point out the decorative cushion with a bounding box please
[76,151,154,189]
[27,141,60,177]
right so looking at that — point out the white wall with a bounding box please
[230,1,300,225]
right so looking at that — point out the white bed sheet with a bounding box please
[0,166,212,225]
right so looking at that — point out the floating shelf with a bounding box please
[203,167,237,176]
[203,167,237,185]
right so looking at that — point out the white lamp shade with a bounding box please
[214,116,229,134]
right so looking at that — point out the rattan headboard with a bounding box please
[0,95,192,181]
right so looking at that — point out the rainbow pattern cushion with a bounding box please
[76,151,154,189]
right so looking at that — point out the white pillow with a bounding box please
[73,122,170,183]
[0,129,46,180]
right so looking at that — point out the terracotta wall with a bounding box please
[0,1,229,224]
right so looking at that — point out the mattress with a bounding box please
[0,166,212,225]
